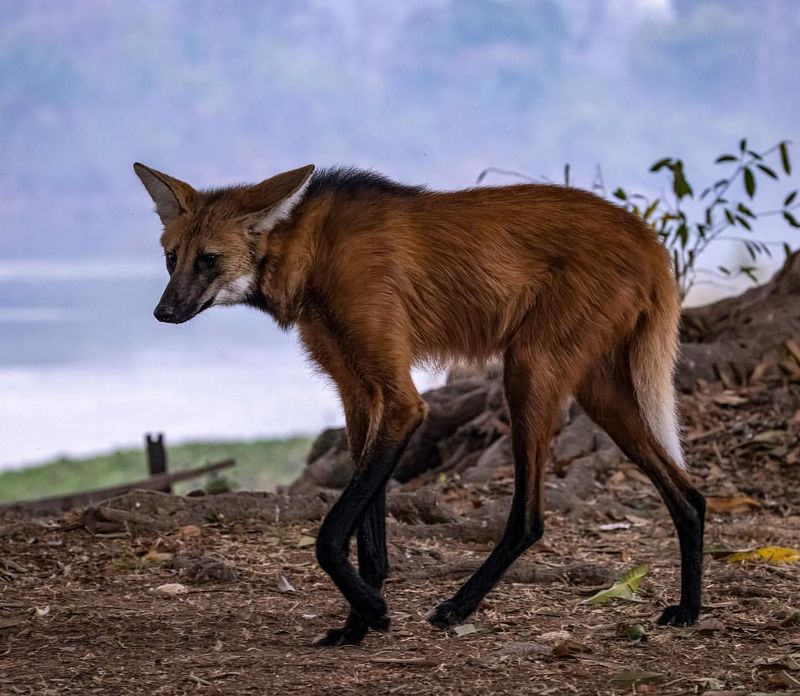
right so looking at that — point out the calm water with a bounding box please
[0,259,442,471]
[0,244,784,473]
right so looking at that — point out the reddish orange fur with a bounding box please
[135,163,704,641]
[268,184,677,447]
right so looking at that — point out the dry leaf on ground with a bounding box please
[725,546,800,564]
[706,495,761,514]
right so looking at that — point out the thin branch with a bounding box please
[691,279,739,291]
[475,168,537,185]
[715,236,789,247]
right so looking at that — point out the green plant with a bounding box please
[477,139,799,301]
[611,139,797,300]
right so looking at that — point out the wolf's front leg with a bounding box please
[313,436,408,645]
[299,332,427,646]
[313,490,388,646]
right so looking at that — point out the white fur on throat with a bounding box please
[213,273,255,306]
[249,177,312,235]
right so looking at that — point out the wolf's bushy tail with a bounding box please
[629,280,685,469]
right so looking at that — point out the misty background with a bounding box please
[1,0,798,470]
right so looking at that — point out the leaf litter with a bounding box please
[582,564,650,604]
[1,380,800,694]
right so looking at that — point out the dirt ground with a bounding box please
[2,383,800,695]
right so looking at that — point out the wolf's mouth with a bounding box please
[154,297,216,324]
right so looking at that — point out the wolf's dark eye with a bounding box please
[165,251,177,273]
[198,253,218,267]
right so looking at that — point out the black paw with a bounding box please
[354,595,390,632]
[427,599,469,630]
[312,623,368,647]
[361,608,390,633]
[657,604,698,627]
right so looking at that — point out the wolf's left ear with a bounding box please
[133,163,197,226]
[242,164,315,235]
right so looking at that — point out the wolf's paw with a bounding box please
[427,599,470,630]
[312,622,368,647]
[350,594,390,633]
[657,604,698,627]
[361,608,390,633]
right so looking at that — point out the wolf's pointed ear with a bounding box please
[133,163,197,225]
[241,164,315,236]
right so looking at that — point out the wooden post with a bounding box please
[0,458,236,514]
[145,433,171,493]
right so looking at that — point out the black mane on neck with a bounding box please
[306,166,427,198]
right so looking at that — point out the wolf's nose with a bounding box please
[153,304,175,322]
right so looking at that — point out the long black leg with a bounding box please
[428,446,545,628]
[314,489,388,646]
[577,358,705,626]
[314,433,413,642]
[428,348,561,628]
[357,487,389,587]
[653,482,705,625]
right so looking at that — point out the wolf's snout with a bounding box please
[153,303,176,322]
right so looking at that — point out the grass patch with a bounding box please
[0,436,313,504]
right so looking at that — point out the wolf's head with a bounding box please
[134,162,314,324]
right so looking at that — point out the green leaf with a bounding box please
[785,242,793,258]
[743,167,756,198]
[583,564,650,604]
[739,138,748,153]
[612,187,627,201]
[735,215,752,231]
[780,141,792,175]
[618,623,647,641]
[676,223,689,248]
[724,208,735,226]
[643,199,660,220]
[785,191,797,207]
[672,162,693,199]
[756,163,778,179]
[649,157,671,172]
[784,211,800,228]
[718,266,731,276]
[737,203,755,218]
[715,154,737,164]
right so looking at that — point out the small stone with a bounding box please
[153,583,189,595]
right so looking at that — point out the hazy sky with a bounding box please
[2,0,798,258]
[1,0,798,469]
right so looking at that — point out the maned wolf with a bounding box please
[134,162,705,646]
